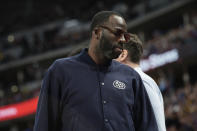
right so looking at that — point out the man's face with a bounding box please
[99,32,123,60]
[97,15,128,60]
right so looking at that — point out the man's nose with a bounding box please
[118,34,126,43]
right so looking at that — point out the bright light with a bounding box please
[140,49,179,72]
[11,85,18,93]
[7,35,15,43]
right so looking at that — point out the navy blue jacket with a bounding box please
[34,49,158,131]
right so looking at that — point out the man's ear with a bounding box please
[93,28,101,40]
[117,49,128,62]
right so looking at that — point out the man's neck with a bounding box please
[88,45,110,65]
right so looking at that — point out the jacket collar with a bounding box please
[78,48,112,70]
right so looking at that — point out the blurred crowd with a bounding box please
[165,83,197,130]
[0,63,44,106]
[0,0,177,35]
[143,23,197,58]
[3,120,34,131]
[154,69,197,131]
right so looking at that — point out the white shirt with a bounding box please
[134,67,166,131]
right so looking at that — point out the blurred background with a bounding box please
[0,0,197,130]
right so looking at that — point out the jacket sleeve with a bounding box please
[133,75,159,131]
[34,61,63,131]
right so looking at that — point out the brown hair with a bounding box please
[123,34,143,63]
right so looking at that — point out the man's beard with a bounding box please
[97,35,123,60]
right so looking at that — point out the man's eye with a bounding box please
[115,30,123,36]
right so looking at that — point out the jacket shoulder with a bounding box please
[112,60,141,78]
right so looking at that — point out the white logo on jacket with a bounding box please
[113,80,126,89]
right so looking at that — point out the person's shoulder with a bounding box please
[112,60,139,76]
[135,68,155,83]
[141,71,157,86]
[135,68,160,90]
[57,53,82,64]
[56,55,77,64]
[112,60,132,70]
[49,55,79,70]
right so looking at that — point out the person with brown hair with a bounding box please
[116,34,166,131]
